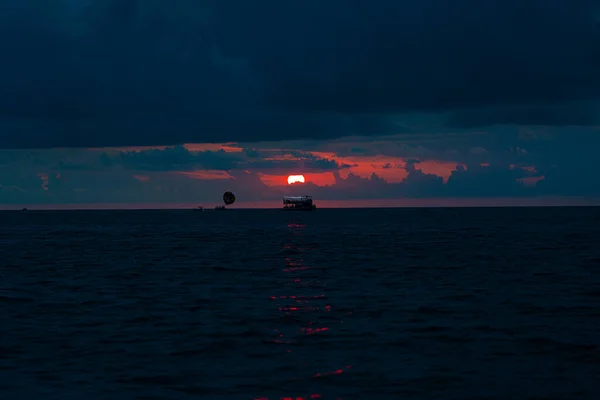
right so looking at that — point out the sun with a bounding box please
[287,174,305,185]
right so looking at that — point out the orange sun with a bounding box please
[287,175,305,185]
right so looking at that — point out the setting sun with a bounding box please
[287,174,305,185]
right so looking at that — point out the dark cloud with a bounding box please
[245,1,598,110]
[25,145,348,173]
[284,162,539,200]
[237,148,350,171]
[398,161,446,197]
[0,0,597,148]
[226,0,599,128]
[0,143,594,206]
[118,146,239,171]
[444,164,530,197]
[447,102,600,128]
[245,157,347,172]
[1,129,598,205]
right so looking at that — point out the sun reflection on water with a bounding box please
[256,220,352,399]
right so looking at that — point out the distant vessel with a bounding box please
[214,205,227,210]
[282,195,316,211]
[193,206,204,211]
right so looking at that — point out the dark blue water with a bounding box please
[2,207,600,399]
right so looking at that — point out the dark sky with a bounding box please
[0,1,598,206]
[0,0,598,148]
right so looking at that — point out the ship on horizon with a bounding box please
[282,195,316,211]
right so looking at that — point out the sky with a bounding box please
[0,0,599,208]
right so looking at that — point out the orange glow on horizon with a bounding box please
[259,172,335,187]
[310,152,459,183]
[287,175,305,185]
[86,142,461,185]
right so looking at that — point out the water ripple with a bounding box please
[1,207,600,399]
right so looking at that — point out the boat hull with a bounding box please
[282,205,316,211]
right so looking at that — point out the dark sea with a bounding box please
[2,207,600,400]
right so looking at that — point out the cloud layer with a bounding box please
[0,0,598,148]
[1,129,599,206]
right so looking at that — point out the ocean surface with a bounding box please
[1,207,600,400]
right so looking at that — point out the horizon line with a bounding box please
[4,206,600,212]
[2,196,600,211]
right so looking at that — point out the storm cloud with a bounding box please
[0,0,598,148]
